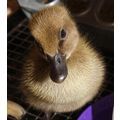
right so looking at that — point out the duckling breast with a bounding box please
[22,41,105,112]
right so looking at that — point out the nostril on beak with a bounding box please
[57,57,61,64]
[55,54,62,64]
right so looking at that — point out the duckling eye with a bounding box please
[60,28,67,40]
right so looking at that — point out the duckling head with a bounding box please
[29,5,79,83]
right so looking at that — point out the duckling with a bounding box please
[21,5,105,119]
[7,100,26,120]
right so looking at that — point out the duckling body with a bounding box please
[22,5,105,113]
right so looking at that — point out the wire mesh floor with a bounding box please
[7,19,114,120]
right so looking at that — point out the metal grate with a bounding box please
[7,18,114,120]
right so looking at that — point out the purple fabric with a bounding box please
[93,94,113,120]
[77,106,92,120]
[77,94,113,120]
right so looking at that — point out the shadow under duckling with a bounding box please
[21,5,105,119]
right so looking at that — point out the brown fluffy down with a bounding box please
[7,100,26,119]
[21,5,105,113]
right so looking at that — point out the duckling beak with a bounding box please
[48,53,68,83]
